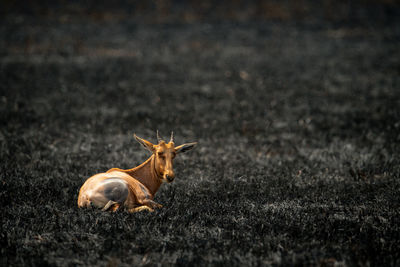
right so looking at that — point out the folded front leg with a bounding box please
[143,199,163,209]
[128,206,154,213]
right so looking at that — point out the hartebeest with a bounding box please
[77,132,197,212]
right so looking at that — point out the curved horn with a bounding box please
[157,130,163,143]
[170,131,174,143]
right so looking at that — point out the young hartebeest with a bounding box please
[77,132,197,213]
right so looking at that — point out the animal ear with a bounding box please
[175,142,197,154]
[134,134,155,153]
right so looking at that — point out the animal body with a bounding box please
[77,132,197,212]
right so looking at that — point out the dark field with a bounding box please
[1,1,400,266]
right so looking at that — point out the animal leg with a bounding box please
[109,203,121,212]
[102,200,119,211]
[143,199,163,209]
[128,206,154,213]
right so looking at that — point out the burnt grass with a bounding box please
[1,2,400,266]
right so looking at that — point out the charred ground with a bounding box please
[1,1,400,266]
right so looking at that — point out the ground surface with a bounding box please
[1,2,400,266]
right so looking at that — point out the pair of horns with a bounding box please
[157,130,174,143]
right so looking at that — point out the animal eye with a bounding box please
[158,152,164,157]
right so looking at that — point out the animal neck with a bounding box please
[126,155,162,197]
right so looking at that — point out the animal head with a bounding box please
[134,131,197,183]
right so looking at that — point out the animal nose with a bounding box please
[166,174,174,182]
